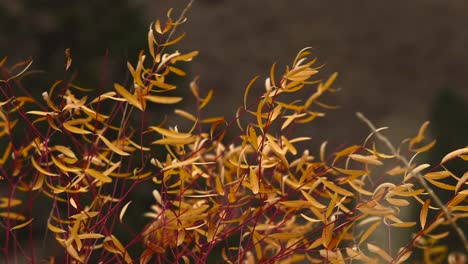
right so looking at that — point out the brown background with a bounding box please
[142,0,468,148]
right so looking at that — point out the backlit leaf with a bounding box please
[10,218,33,231]
[97,134,130,156]
[145,95,183,104]
[114,83,143,111]
[420,199,430,229]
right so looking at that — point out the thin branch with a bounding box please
[356,112,468,254]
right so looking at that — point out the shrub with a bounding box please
[0,2,467,263]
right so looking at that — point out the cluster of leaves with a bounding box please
[1,5,467,264]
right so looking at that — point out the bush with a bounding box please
[0,3,467,263]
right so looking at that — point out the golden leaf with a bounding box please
[10,218,33,231]
[249,167,259,194]
[161,32,186,47]
[119,201,132,223]
[174,109,197,122]
[114,83,143,111]
[321,179,354,197]
[359,221,381,245]
[391,222,416,228]
[148,25,156,58]
[244,76,259,109]
[171,51,199,63]
[199,89,213,110]
[47,221,66,233]
[145,95,183,104]
[404,164,430,182]
[152,137,196,145]
[269,232,302,240]
[0,212,25,221]
[63,121,91,135]
[163,156,200,171]
[151,126,191,139]
[78,233,105,239]
[85,169,112,183]
[441,147,468,163]
[97,134,130,156]
[349,154,383,166]
[66,244,83,263]
[367,243,393,262]
[31,157,60,176]
[0,198,21,209]
[300,190,326,209]
[424,170,451,180]
[426,178,456,191]
[420,199,430,229]
[455,171,468,193]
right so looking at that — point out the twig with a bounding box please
[356,112,468,254]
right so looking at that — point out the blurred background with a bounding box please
[1,0,467,261]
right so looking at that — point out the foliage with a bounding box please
[0,4,467,264]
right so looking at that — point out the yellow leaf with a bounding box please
[347,180,373,196]
[168,66,186,76]
[322,221,335,248]
[150,80,176,90]
[10,218,33,231]
[152,127,192,140]
[171,51,199,63]
[349,154,383,166]
[300,213,321,223]
[47,221,66,233]
[85,169,112,183]
[321,179,354,197]
[161,32,186,47]
[391,222,416,228]
[300,190,326,209]
[441,147,468,163]
[0,142,12,165]
[269,232,302,240]
[426,178,456,190]
[248,126,259,150]
[70,211,99,220]
[63,121,91,135]
[66,244,84,263]
[51,155,81,173]
[26,110,56,116]
[359,221,381,245]
[367,243,393,262]
[404,164,430,182]
[424,170,451,180]
[174,109,197,122]
[119,201,132,223]
[152,137,196,145]
[148,25,156,58]
[78,233,105,239]
[114,83,143,111]
[0,198,22,208]
[46,114,62,132]
[455,171,468,193]
[52,145,77,159]
[386,198,410,206]
[0,212,25,221]
[199,89,213,110]
[97,134,130,156]
[163,156,200,171]
[244,76,259,110]
[411,140,436,153]
[420,199,430,229]
[249,167,259,194]
[145,95,182,104]
[31,157,59,176]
